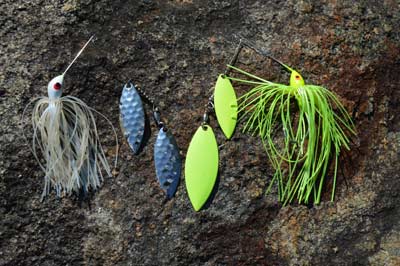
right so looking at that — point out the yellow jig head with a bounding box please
[267,56,306,88]
[289,69,305,88]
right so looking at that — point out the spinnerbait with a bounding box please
[23,36,118,199]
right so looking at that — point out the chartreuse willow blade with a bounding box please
[227,64,355,205]
[185,125,219,211]
[214,74,238,139]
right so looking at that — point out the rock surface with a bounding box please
[1,0,399,265]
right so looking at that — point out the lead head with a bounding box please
[290,70,305,88]
[47,75,64,100]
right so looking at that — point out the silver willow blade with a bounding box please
[120,83,145,154]
[154,127,181,198]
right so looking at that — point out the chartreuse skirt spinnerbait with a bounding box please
[227,42,355,205]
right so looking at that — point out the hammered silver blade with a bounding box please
[119,83,145,154]
[154,128,181,198]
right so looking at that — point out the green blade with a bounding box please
[184,125,219,211]
[214,74,238,139]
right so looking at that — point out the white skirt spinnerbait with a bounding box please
[22,36,118,200]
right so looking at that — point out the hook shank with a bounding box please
[62,35,95,76]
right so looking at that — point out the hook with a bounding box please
[62,35,95,76]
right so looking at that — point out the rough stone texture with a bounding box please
[1,0,399,265]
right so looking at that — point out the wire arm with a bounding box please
[233,34,293,73]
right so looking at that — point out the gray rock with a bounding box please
[1,0,399,265]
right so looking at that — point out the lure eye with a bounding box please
[53,82,62,90]
[295,75,300,80]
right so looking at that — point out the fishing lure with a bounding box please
[120,83,145,154]
[185,42,243,211]
[185,98,219,211]
[214,75,237,139]
[227,39,355,205]
[120,83,181,198]
[22,36,118,199]
[213,40,245,139]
